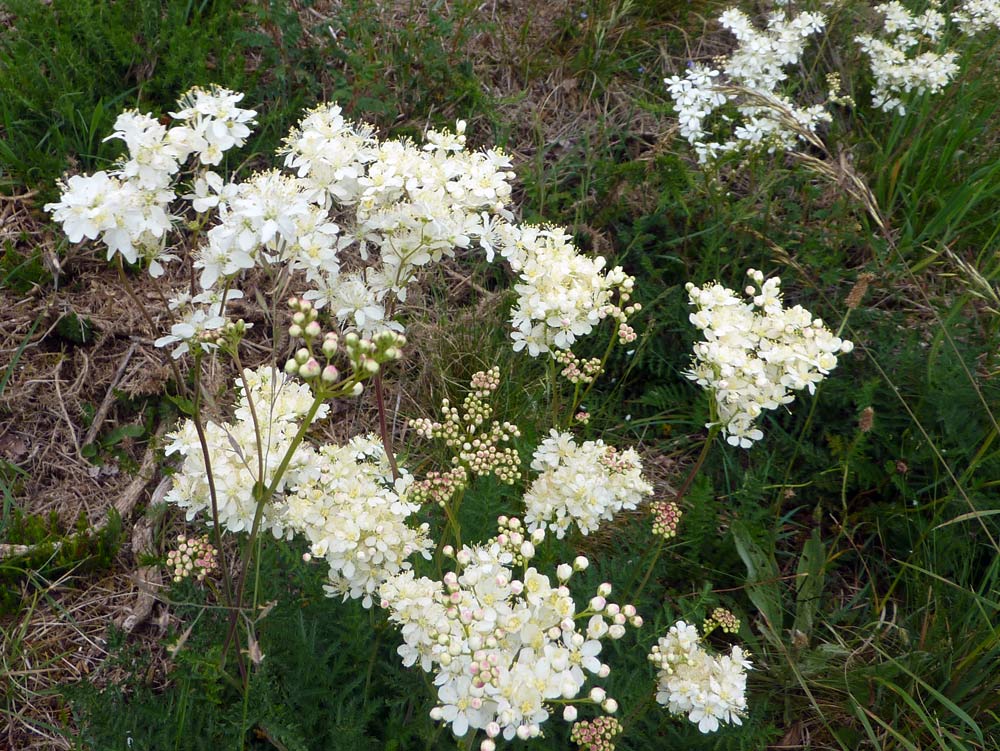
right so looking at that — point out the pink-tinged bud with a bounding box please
[287,297,299,309]
[305,320,322,338]
[321,364,339,383]
[563,705,578,722]
[597,582,612,597]
[300,358,321,379]
[485,722,501,738]
[590,596,607,612]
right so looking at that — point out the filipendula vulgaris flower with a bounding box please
[855,2,958,114]
[523,430,653,538]
[163,365,329,535]
[685,269,853,448]
[281,434,431,608]
[378,519,642,748]
[665,8,832,162]
[492,223,639,358]
[45,85,255,275]
[648,618,751,733]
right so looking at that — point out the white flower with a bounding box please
[649,620,751,733]
[685,269,852,448]
[523,431,653,538]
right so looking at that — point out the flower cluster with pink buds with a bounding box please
[283,296,405,393]
[704,607,741,636]
[409,368,522,493]
[378,521,640,747]
[570,715,623,751]
[165,534,218,583]
[651,500,683,540]
[554,350,604,385]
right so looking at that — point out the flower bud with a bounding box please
[284,359,299,375]
[589,687,606,703]
[350,382,363,397]
[602,698,619,714]
[485,722,500,738]
[292,311,306,325]
[598,663,611,678]
[300,358,321,379]
[563,705,578,722]
[574,556,589,571]
[321,364,339,384]
[295,348,310,364]
[288,324,303,338]
[304,320,322,338]
[608,624,626,640]
[531,528,545,545]
[556,563,572,582]
[597,582,612,597]
[590,596,606,612]
[520,541,535,559]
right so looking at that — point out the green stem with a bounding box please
[631,426,718,602]
[568,330,618,422]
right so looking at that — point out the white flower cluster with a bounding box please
[282,435,432,608]
[44,86,255,270]
[277,105,517,333]
[855,2,958,114]
[378,524,641,747]
[685,269,853,448]
[164,367,327,534]
[666,9,831,162]
[648,620,751,734]
[495,224,639,357]
[523,430,653,538]
[953,0,1000,33]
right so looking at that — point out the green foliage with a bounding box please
[0,509,123,614]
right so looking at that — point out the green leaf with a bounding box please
[792,527,825,643]
[731,520,783,643]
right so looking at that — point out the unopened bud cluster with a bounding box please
[410,368,521,487]
[650,500,683,539]
[166,533,218,583]
[570,716,623,751]
[283,297,405,391]
[554,350,604,384]
[704,607,740,635]
[408,466,469,508]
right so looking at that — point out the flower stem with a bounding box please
[374,372,400,481]
[631,427,718,602]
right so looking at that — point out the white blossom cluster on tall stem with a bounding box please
[44,85,255,272]
[523,430,653,538]
[855,1,958,114]
[666,8,831,162]
[378,520,641,748]
[685,269,853,448]
[492,224,639,358]
[649,618,751,733]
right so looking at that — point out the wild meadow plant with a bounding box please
[665,0,997,161]
[44,85,857,748]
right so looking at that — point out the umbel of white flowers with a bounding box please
[685,269,853,448]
